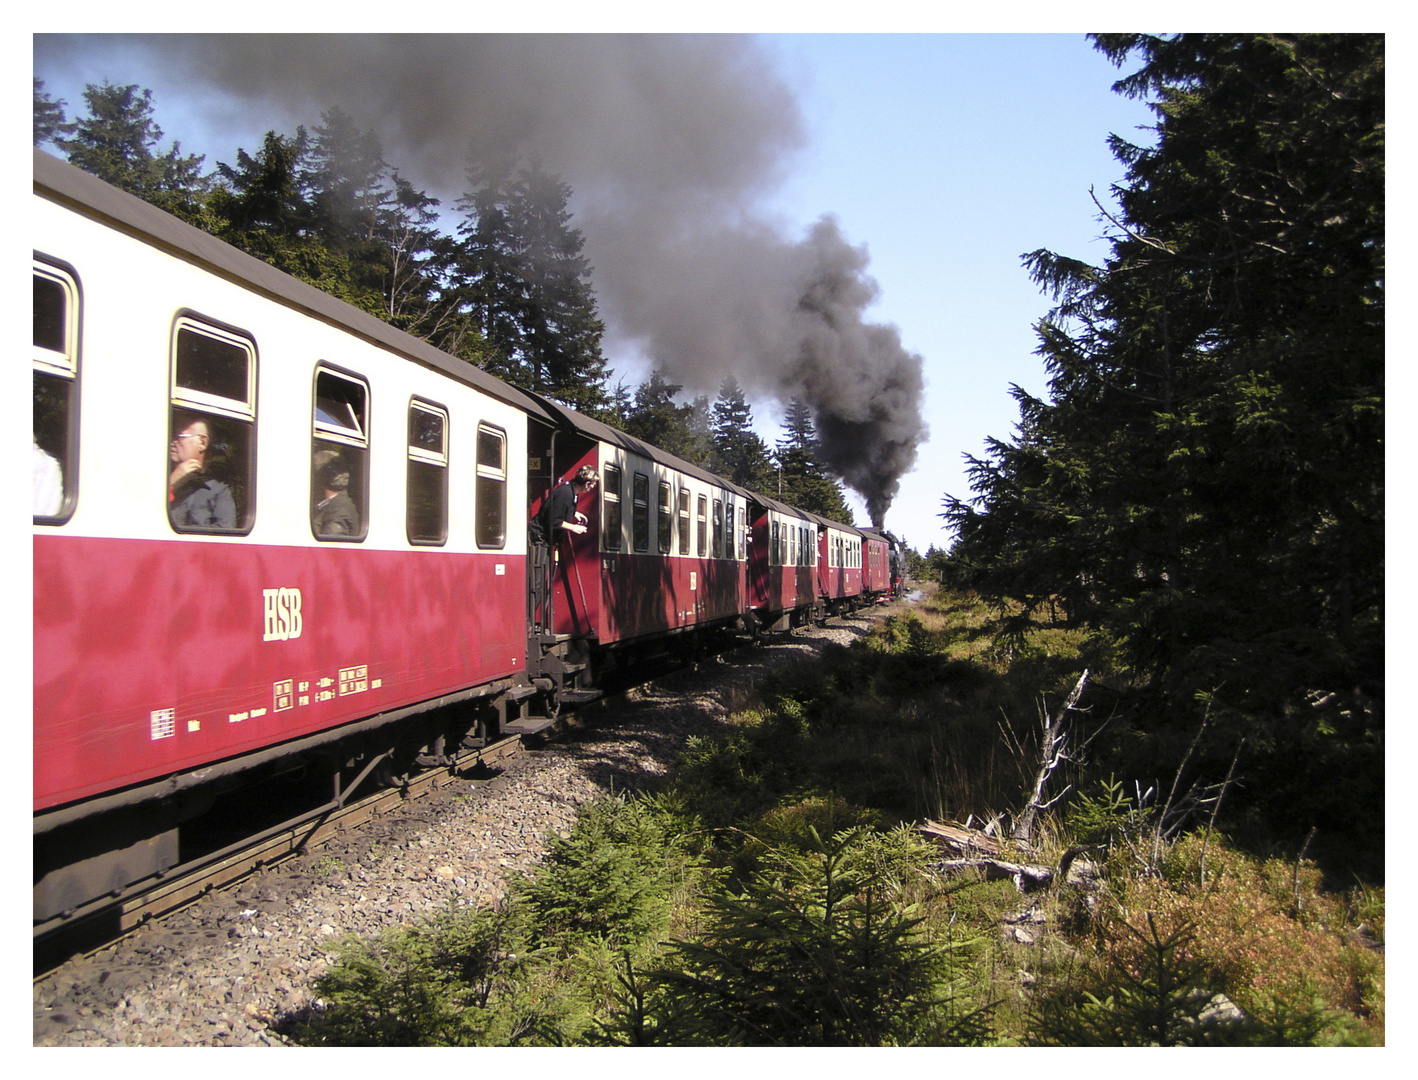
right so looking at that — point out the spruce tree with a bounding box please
[53,82,207,219]
[711,378,775,491]
[622,371,712,467]
[775,399,854,522]
[943,34,1382,849]
[511,162,610,412]
[454,159,609,409]
[33,78,66,148]
[455,159,530,387]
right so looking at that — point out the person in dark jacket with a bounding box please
[545,464,600,540]
[313,453,360,538]
[169,415,236,529]
[534,465,600,630]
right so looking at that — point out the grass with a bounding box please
[284,582,1383,1046]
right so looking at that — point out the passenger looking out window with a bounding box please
[313,450,360,537]
[169,412,236,529]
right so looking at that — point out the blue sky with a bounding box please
[22,30,1281,551]
[758,34,1158,548]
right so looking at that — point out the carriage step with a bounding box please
[558,688,602,705]
[504,715,558,736]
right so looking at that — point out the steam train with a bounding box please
[32,149,904,930]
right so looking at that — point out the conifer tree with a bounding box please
[52,82,207,219]
[511,163,610,412]
[711,377,775,491]
[33,78,66,147]
[454,158,609,410]
[775,398,854,522]
[943,35,1382,831]
[622,371,712,467]
[455,159,529,386]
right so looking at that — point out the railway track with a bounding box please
[33,718,563,979]
[33,626,772,978]
[33,610,892,1045]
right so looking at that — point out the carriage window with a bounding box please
[602,464,622,551]
[170,318,256,534]
[739,506,747,561]
[311,366,367,541]
[632,472,649,552]
[713,499,725,559]
[678,488,691,555]
[475,424,507,548]
[697,495,708,558]
[770,520,779,567]
[407,400,448,545]
[33,261,79,522]
[658,481,672,555]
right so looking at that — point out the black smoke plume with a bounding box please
[36,33,926,524]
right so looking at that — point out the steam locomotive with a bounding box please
[32,149,902,929]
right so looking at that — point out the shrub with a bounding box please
[515,793,703,951]
[610,825,992,1046]
[1029,832,1383,1045]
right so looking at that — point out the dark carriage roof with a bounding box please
[33,149,559,426]
[530,393,752,499]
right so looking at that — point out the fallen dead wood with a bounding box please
[936,857,1055,891]
[918,819,1101,894]
[918,819,1054,891]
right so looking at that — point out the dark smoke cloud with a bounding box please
[35,33,925,524]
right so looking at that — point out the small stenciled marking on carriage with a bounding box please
[339,665,369,696]
[229,711,249,723]
[496,564,506,576]
[187,719,201,733]
[262,587,304,642]
[273,679,295,712]
[150,708,176,740]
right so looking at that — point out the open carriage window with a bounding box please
[33,259,79,523]
[407,399,448,545]
[602,464,622,551]
[475,423,507,549]
[170,316,256,534]
[632,472,649,552]
[311,365,368,541]
[658,481,672,555]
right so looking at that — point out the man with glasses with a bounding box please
[169,414,236,529]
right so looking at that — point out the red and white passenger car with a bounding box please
[31,149,897,930]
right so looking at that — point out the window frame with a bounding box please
[601,463,622,552]
[170,312,258,536]
[632,471,650,552]
[657,480,672,555]
[311,363,369,543]
[406,397,449,546]
[33,256,81,525]
[678,487,691,555]
[474,422,508,550]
